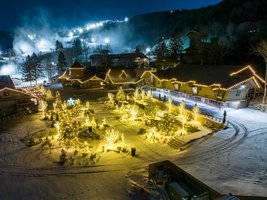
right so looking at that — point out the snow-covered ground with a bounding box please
[172,108,267,197]
[0,93,267,199]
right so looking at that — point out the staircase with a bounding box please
[167,136,186,150]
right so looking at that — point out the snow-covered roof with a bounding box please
[152,64,264,89]
[105,68,145,84]
[69,60,85,69]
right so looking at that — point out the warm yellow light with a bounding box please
[192,106,200,124]
[168,97,172,112]
[39,100,47,118]
[146,127,160,143]
[54,122,60,135]
[180,114,188,132]
[129,107,138,122]
[105,129,119,149]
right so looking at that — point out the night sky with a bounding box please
[1,0,223,31]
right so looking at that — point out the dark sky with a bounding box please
[1,0,223,31]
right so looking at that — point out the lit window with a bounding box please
[173,83,180,90]
[192,87,198,94]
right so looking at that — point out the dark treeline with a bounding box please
[122,0,267,74]
[127,0,267,48]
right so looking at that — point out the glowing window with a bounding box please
[192,87,198,94]
[173,83,180,90]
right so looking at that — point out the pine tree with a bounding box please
[44,54,54,81]
[168,30,183,61]
[72,38,82,55]
[154,37,168,62]
[55,40,63,51]
[22,55,35,86]
[22,53,43,85]
[135,45,141,54]
[31,53,43,84]
[57,51,67,75]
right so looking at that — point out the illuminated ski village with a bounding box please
[1,0,267,199]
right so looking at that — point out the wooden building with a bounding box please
[141,65,264,108]
[105,68,145,89]
[0,75,36,117]
[58,61,106,88]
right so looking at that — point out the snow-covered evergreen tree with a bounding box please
[22,53,43,85]
[22,55,35,86]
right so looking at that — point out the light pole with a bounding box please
[146,47,151,67]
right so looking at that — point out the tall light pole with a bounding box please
[146,47,151,67]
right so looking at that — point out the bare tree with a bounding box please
[254,40,267,104]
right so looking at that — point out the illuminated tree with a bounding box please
[46,89,53,99]
[157,113,179,134]
[116,86,126,101]
[146,127,160,143]
[54,121,60,135]
[105,129,120,149]
[254,40,267,104]
[129,106,138,122]
[91,116,97,127]
[100,117,108,129]
[192,105,200,123]
[181,114,188,133]
[144,99,157,116]
[141,89,145,101]
[39,100,47,119]
[121,133,125,145]
[108,93,114,104]
[167,97,173,113]
[85,115,90,126]
[178,101,186,116]
[53,91,63,113]
[133,87,139,102]
[146,90,153,100]
[72,99,81,117]
[85,101,90,109]
[39,85,46,96]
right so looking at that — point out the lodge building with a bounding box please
[58,61,106,88]
[0,75,36,117]
[141,64,264,109]
[59,60,265,109]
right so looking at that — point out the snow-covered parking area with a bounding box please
[173,108,267,197]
